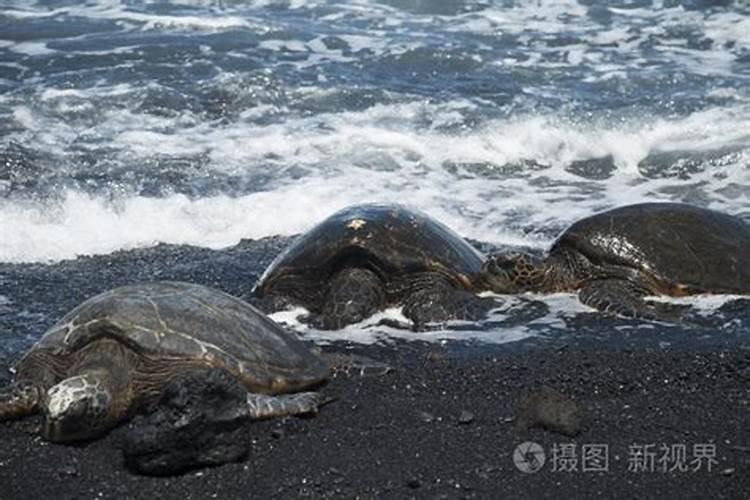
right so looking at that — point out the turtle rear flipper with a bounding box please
[579,279,689,322]
[246,392,330,418]
[402,276,496,330]
[0,380,42,420]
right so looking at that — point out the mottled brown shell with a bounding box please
[254,204,485,301]
[552,203,750,293]
[22,282,328,394]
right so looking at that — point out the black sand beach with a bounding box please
[0,239,748,499]
[1,346,748,499]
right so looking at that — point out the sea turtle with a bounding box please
[254,203,494,329]
[0,281,329,443]
[482,202,750,319]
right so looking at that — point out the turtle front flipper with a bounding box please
[578,279,688,321]
[310,267,386,329]
[402,274,496,330]
[0,380,43,420]
[246,392,329,418]
[579,279,651,318]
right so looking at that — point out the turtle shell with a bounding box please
[254,204,485,307]
[23,282,328,394]
[551,202,750,293]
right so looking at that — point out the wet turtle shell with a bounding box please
[21,281,328,394]
[551,202,750,293]
[253,204,485,308]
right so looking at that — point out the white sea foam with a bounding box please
[8,41,55,56]
[273,293,747,346]
[268,293,601,345]
[1,1,749,264]
[450,2,748,80]
[2,3,267,32]
[647,294,747,315]
[270,301,535,345]
[1,94,749,262]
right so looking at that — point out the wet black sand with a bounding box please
[1,345,748,499]
[0,239,748,498]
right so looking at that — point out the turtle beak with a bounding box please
[42,417,65,442]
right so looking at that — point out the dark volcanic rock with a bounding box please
[123,368,251,476]
[516,385,583,437]
[565,155,616,180]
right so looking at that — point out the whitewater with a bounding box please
[0,0,748,262]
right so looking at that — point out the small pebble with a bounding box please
[56,463,80,478]
[516,385,583,437]
[458,410,474,425]
[418,411,436,423]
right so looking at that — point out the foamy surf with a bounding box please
[268,293,598,345]
[1,100,749,262]
[269,291,750,346]
[270,302,537,346]
[268,292,750,346]
[1,0,749,278]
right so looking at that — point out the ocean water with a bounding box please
[1,0,749,351]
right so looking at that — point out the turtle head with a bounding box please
[482,252,546,293]
[42,371,116,442]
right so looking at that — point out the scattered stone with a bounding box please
[270,428,285,439]
[15,415,42,435]
[406,478,421,489]
[516,385,583,437]
[122,368,251,476]
[457,410,474,425]
[418,411,436,423]
[423,350,447,363]
[56,460,80,478]
[565,154,616,180]
[722,468,735,476]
